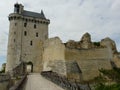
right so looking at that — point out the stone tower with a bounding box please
[6,3,50,72]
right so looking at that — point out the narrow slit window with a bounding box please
[14,39,15,42]
[45,34,48,39]
[34,24,36,29]
[14,32,16,35]
[36,32,38,37]
[15,23,17,26]
[24,23,27,27]
[24,31,27,36]
[30,41,33,46]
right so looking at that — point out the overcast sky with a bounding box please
[0,0,120,68]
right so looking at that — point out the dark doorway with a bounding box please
[26,61,33,73]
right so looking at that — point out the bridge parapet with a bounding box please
[9,74,27,90]
[9,62,26,77]
[41,71,91,90]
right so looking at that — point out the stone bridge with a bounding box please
[10,73,64,90]
[9,72,91,90]
[23,73,64,90]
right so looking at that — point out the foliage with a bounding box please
[95,83,120,90]
[0,68,5,73]
[99,68,120,83]
[94,74,106,83]
[93,42,100,47]
[0,70,5,73]
[94,68,120,90]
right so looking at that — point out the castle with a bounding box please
[6,3,120,82]
[6,3,50,73]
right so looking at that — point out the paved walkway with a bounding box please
[23,73,64,90]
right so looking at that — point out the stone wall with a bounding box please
[66,61,82,82]
[65,48,112,81]
[46,60,66,76]
[100,37,118,53]
[65,48,112,60]
[42,37,113,81]
[77,59,112,81]
[6,17,23,72]
[43,37,66,75]
[113,53,120,68]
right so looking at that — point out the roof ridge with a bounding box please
[22,10,46,19]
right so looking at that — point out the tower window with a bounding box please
[14,32,16,35]
[24,31,27,36]
[34,24,36,29]
[14,39,15,42]
[24,23,27,27]
[15,23,17,26]
[36,32,38,37]
[30,41,33,46]
[45,34,48,39]
[14,4,20,13]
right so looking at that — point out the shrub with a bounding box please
[94,68,120,90]
[93,42,100,47]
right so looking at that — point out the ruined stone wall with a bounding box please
[43,37,66,75]
[65,48,112,60]
[66,61,82,82]
[42,37,113,81]
[113,53,120,68]
[65,48,112,81]
[77,59,112,81]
